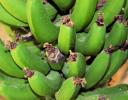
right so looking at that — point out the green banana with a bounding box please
[0,4,28,27]
[84,49,110,89]
[25,69,62,96]
[0,22,16,42]
[71,0,98,31]
[58,24,75,55]
[81,14,106,56]
[104,15,127,48]
[10,42,50,75]
[124,0,128,19]
[55,77,86,100]
[99,49,128,85]
[44,2,57,20]
[0,0,27,23]
[86,0,124,31]
[52,0,75,11]
[81,84,128,97]
[62,51,86,78]
[77,89,128,100]
[0,41,24,78]
[44,43,65,70]
[75,32,88,54]
[26,0,59,43]
[0,75,39,100]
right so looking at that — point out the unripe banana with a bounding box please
[62,51,86,78]
[0,4,28,27]
[44,43,65,70]
[84,49,110,89]
[0,41,24,78]
[24,69,62,96]
[99,49,128,85]
[71,0,98,31]
[104,15,127,48]
[81,84,128,97]
[55,77,86,100]
[52,0,74,11]
[124,0,128,19]
[86,0,124,31]
[0,0,27,23]
[0,75,39,100]
[58,23,75,55]
[26,0,59,43]
[10,42,50,75]
[81,14,106,56]
[75,32,88,54]
[44,2,57,20]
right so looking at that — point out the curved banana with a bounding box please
[86,0,124,31]
[0,75,39,100]
[52,0,74,11]
[84,49,110,89]
[24,69,62,96]
[26,0,59,43]
[0,4,28,27]
[82,14,106,56]
[0,0,27,23]
[62,51,86,78]
[55,77,86,100]
[99,49,128,85]
[124,0,128,19]
[71,0,98,31]
[0,41,24,78]
[44,43,65,70]
[104,15,127,48]
[75,32,88,54]
[58,24,75,55]
[10,42,50,75]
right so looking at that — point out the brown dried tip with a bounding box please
[96,0,106,10]
[23,67,34,78]
[116,15,124,23]
[98,95,107,100]
[67,50,77,61]
[73,77,86,87]
[96,13,104,26]
[43,43,64,63]
[5,41,17,50]
[120,40,128,51]
[104,45,117,54]
[61,15,74,27]
[123,20,128,27]
[42,0,48,4]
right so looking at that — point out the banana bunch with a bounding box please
[0,0,128,100]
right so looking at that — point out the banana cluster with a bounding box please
[0,0,128,100]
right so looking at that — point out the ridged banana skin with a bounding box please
[28,71,62,96]
[0,42,24,78]
[86,0,124,31]
[71,0,98,31]
[62,53,86,78]
[55,77,81,100]
[0,77,39,100]
[81,84,128,97]
[27,0,59,43]
[10,42,50,75]
[83,22,106,56]
[52,0,74,11]
[84,50,110,89]
[104,21,127,48]
[44,3,57,20]
[75,33,87,54]
[0,4,28,27]
[58,24,75,55]
[99,50,128,85]
[0,0,27,23]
